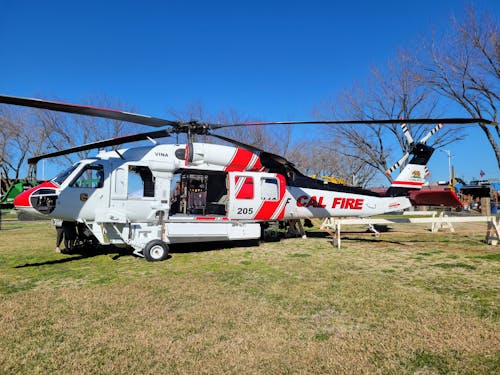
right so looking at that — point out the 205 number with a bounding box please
[237,207,254,215]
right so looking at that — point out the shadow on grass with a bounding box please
[302,231,330,238]
[170,239,260,254]
[14,228,416,267]
[341,236,407,246]
[170,231,333,253]
[306,228,407,245]
[14,245,135,268]
[13,240,261,267]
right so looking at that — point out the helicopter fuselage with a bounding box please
[14,142,412,257]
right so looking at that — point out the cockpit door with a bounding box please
[55,163,107,220]
[110,165,127,200]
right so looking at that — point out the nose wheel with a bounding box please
[143,240,169,261]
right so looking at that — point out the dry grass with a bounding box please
[0,220,498,374]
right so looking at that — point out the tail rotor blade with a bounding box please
[420,123,444,144]
[425,166,430,177]
[385,152,410,176]
[400,123,414,145]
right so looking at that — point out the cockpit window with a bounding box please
[52,164,80,186]
[70,165,104,189]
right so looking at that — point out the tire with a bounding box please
[143,240,169,262]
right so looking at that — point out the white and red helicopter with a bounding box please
[0,95,493,261]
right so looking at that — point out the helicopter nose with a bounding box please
[13,188,34,210]
[14,181,59,215]
[13,189,39,215]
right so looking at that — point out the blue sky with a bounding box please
[1,0,498,183]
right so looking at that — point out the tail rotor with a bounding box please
[385,123,444,176]
[384,123,444,197]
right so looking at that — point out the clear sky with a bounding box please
[1,0,498,184]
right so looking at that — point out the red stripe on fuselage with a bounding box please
[250,156,263,171]
[225,148,256,172]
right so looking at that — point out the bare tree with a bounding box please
[0,95,140,192]
[315,51,465,182]
[419,6,499,167]
[286,138,377,187]
[167,101,294,156]
[33,95,142,167]
[168,101,373,184]
[0,105,52,187]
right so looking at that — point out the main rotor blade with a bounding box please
[209,133,266,154]
[211,117,496,129]
[209,133,290,165]
[0,95,178,127]
[28,129,173,164]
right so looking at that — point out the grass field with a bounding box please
[0,219,498,374]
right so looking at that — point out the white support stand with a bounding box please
[431,211,455,233]
[320,214,499,249]
[367,224,381,237]
[486,217,500,245]
[320,218,341,250]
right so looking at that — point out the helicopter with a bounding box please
[0,94,494,261]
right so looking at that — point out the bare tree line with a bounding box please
[422,6,499,164]
[0,4,497,195]
[315,7,498,182]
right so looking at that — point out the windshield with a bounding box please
[52,163,80,186]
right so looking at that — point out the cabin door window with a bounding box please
[261,177,279,201]
[127,166,155,199]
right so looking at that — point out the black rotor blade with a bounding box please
[28,129,173,164]
[0,94,178,127]
[209,133,266,154]
[211,117,497,130]
[208,133,290,165]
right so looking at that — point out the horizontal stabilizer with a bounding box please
[409,189,462,207]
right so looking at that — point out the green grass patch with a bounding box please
[382,269,396,273]
[404,350,450,374]
[431,262,476,270]
[469,253,500,262]
[313,332,331,341]
[288,253,311,258]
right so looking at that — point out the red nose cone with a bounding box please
[13,189,31,208]
[13,181,59,209]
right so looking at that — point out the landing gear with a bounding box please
[143,240,169,262]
